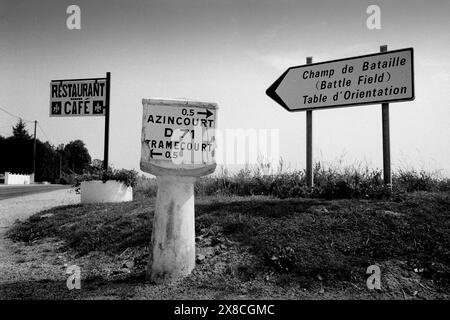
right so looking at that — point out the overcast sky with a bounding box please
[1,0,449,175]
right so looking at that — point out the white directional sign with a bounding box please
[141,98,217,166]
[266,48,414,111]
[50,78,107,117]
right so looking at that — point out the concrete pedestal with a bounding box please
[147,175,196,283]
[80,180,133,203]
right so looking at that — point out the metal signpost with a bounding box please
[380,45,392,185]
[140,98,217,283]
[306,56,313,187]
[266,47,414,187]
[50,73,111,170]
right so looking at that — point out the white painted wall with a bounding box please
[4,172,31,185]
[80,180,133,203]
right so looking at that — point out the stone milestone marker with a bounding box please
[140,98,217,283]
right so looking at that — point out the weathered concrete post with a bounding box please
[149,175,196,282]
[140,98,217,284]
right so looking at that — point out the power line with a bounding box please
[0,106,54,143]
[37,122,50,142]
[0,105,33,122]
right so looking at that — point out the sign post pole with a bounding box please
[103,72,111,171]
[380,45,392,187]
[306,56,313,188]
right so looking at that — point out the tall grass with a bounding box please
[134,160,450,200]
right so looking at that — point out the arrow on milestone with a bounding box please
[197,109,213,118]
[150,149,163,159]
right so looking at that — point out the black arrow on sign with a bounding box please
[197,109,213,118]
[150,149,162,159]
[265,68,292,111]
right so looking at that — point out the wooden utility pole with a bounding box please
[32,120,37,182]
[380,45,392,187]
[306,56,313,188]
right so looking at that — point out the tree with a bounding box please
[12,119,32,139]
[0,123,92,182]
[35,141,59,182]
[63,140,92,174]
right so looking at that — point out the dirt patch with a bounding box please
[1,234,446,300]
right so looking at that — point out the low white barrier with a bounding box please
[80,180,133,203]
[4,172,31,185]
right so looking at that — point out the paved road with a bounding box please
[0,184,71,200]
[0,188,80,289]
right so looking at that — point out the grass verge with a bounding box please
[134,162,450,200]
[7,191,450,290]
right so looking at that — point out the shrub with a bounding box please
[394,169,439,192]
[59,173,77,185]
[75,168,138,188]
[133,175,158,199]
[135,159,450,200]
